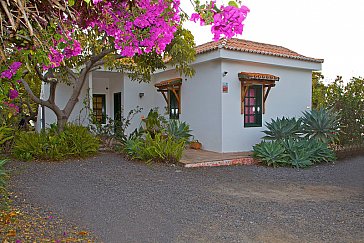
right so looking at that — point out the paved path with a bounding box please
[8,153,364,243]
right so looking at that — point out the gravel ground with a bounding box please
[5,153,364,243]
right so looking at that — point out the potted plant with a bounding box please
[190,138,202,150]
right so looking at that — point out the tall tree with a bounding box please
[0,0,250,131]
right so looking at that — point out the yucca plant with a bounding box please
[262,117,302,140]
[301,108,341,143]
[253,141,289,167]
[167,119,192,143]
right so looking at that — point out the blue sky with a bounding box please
[182,0,364,83]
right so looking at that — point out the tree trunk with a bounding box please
[57,115,68,132]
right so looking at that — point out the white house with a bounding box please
[37,38,323,152]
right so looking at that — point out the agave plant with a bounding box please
[262,117,302,141]
[301,108,341,143]
[167,119,192,142]
[253,141,289,167]
[282,138,314,168]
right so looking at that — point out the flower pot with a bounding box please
[190,141,202,150]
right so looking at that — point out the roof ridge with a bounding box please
[195,38,323,63]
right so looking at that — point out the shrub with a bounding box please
[262,117,301,140]
[0,159,7,190]
[124,133,185,164]
[12,124,99,161]
[253,141,288,167]
[89,107,142,148]
[140,108,167,138]
[282,139,314,168]
[254,138,336,168]
[167,119,192,142]
[301,108,341,143]
[0,126,14,153]
[312,75,363,145]
[62,124,100,157]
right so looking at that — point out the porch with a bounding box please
[180,149,256,168]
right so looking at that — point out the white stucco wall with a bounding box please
[37,76,91,130]
[123,75,156,134]
[152,61,223,152]
[221,60,313,152]
[37,71,124,130]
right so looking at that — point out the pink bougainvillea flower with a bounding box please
[1,69,13,79]
[9,89,19,99]
[10,61,22,72]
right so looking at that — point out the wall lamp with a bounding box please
[223,71,228,77]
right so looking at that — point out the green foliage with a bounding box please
[140,108,167,138]
[164,27,196,78]
[263,117,301,140]
[282,139,314,168]
[0,159,7,190]
[0,126,14,147]
[167,119,192,142]
[312,72,326,109]
[312,75,364,145]
[0,159,8,212]
[12,124,99,161]
[89,106,142,149]
[253,141,288,167]
[254,138,336,168]
[124,133,185,164]
[301,108,341,143]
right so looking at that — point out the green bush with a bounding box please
[253,141,288,167]
[140,108,167,138]
[0,126,14,153]
[12,124,99,161]
[124,133,185,163]
[0,159,7,190]
[301,108,341,143]
[253,138,336,168]
[262,117,301,140]
[167,119,192,142]
[312,75,363,145]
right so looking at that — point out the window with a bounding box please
[93,94,106,124]
[169,89,180,119]
[154,78,182,120]
[244,85,262,127]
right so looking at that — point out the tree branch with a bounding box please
[20,78,63,117]
[0,0,16,30]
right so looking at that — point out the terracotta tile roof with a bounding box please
[238,72,280,81]
[154,78,182,88]
[195,38,324,63]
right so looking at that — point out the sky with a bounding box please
[181,0,364,83]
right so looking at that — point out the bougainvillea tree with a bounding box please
[0,0,249,131]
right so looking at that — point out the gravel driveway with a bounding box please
[7,153,364,243]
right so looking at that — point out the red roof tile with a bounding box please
[195,38,323,63]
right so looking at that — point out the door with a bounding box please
[114,92,122,122]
